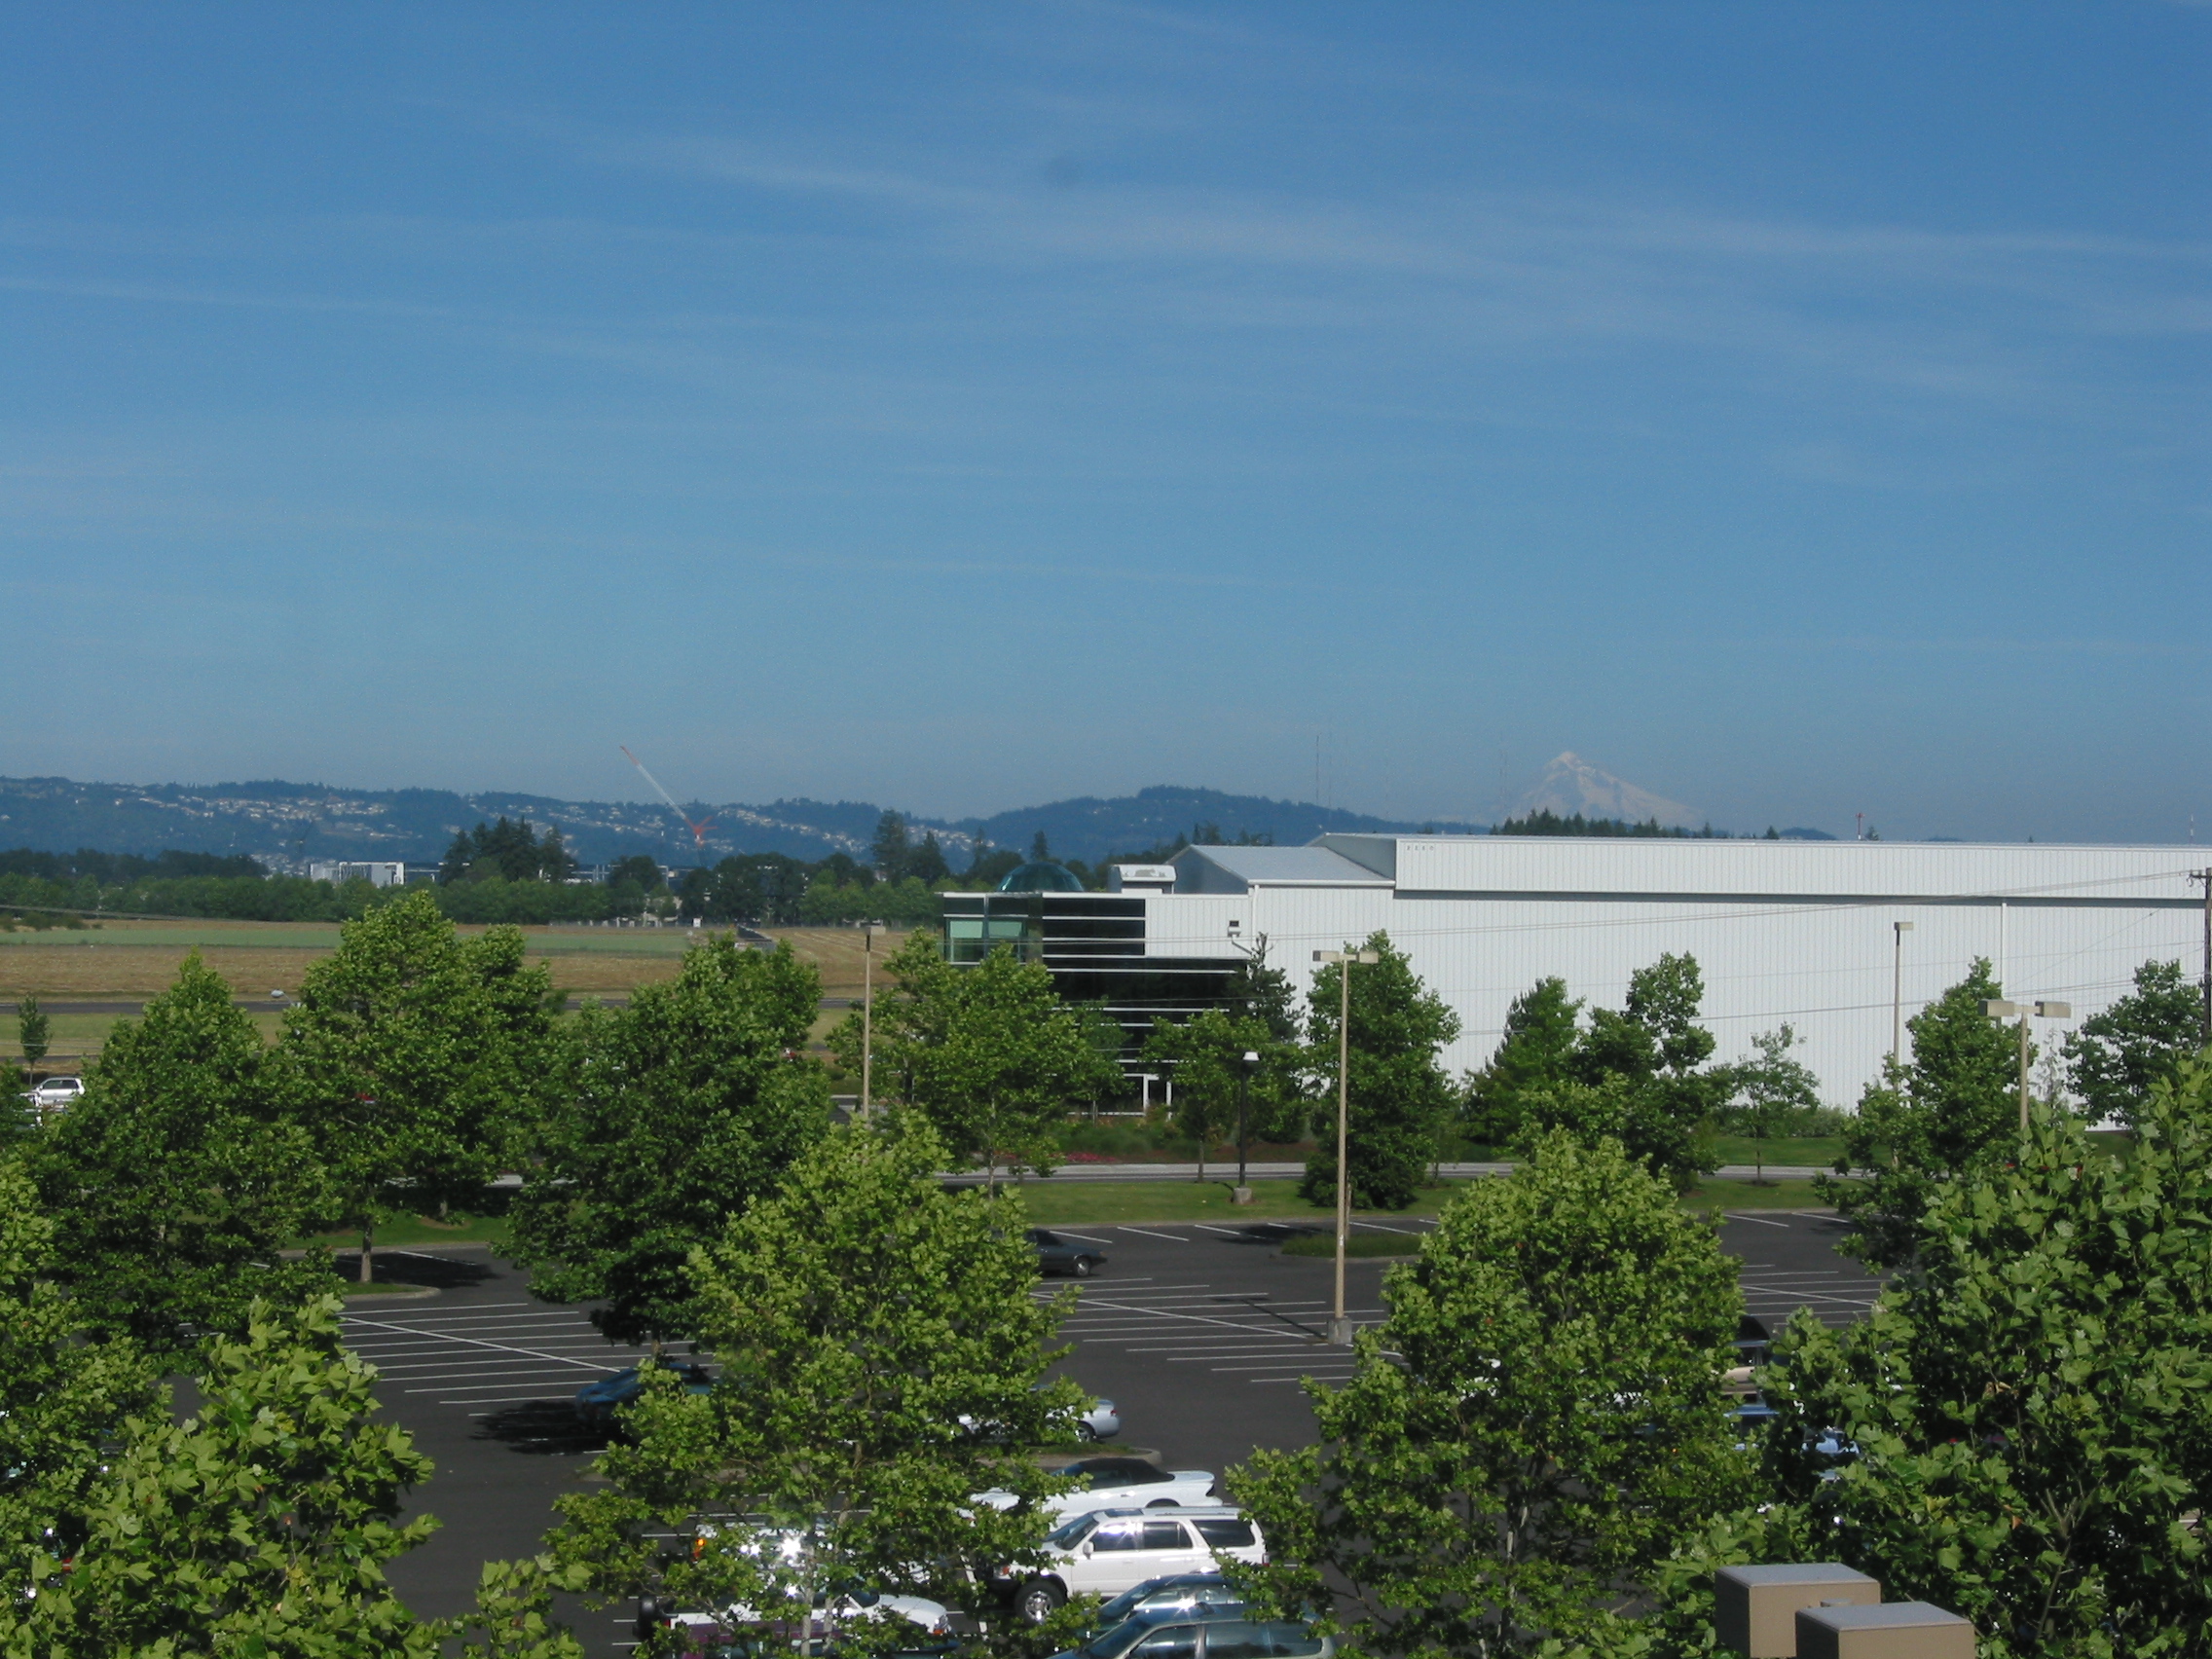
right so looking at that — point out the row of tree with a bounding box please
[1228,1054,2212,1655]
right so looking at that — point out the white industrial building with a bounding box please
[952,837,2208,1109]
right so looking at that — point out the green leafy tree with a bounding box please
[509,938,831,1348]
[0,1157,155,1600]
[8,1292,588,1659]
[1818,957,2020,1268]
[1462,977,1582,1148]
[1233,1131,1752,1658]
[1143,1009,1282,1181]
[1641,1061,2212,1658]
[16,991,48,1079]
[1724,1023,1823,1184]
[871,810,911,879]
[1300,933,1458,1211]
[550,1115,1085,1655]
[281,891,559,1281]
[2065,957,2205,1129]
[835,936,1119,1189]
[1538,952,1725,1189]
[36,952,328,1358]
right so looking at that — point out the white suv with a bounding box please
[24,1078,82,1113]
[1005,1507,1265,1623]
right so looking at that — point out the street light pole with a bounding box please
[1235,1050,1260,1198]
[861,921,882,1117]
[1984,999,2072,1135]
[1892,921,1914,1065]
[1314,947,1379,1346]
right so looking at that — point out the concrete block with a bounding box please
[1714,1564,1881,1657]
[1795,1602,1973,1659]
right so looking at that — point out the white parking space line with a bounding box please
[1191,1225,1245,1236]
[1724,1212,1791,1228]
[1348,1221,1424,1235]
[1248,1372,1358,1384]
[1115,1227,1190,1241]
[1055,1232,1114,1244]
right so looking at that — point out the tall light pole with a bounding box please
[1983,999,2072,1135]
[860,921,883,1117]
[1891,921,1915,1065]
[1235,1050,1261,1200]
[1314,947,1379,1346]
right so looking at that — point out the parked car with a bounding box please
[24,1078,83,1112]
[975,1456,1215,1519]
[1074,1573,1245,1642]
[1056,1618,1329,1659]
[1093,1573,1241,1625]
[573,1361,713,1431]
[1030,1229,1108,1278]
[960,1385,1120,1445]
[999,1506,1265,1622]
[645,1588,954,1655]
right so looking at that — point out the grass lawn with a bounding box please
[1013,1178,1459,1228]
[293,1211,512,1251]
[1014,1173,1854,1226]
[1707,1135,1847,1168]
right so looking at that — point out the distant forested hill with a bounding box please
[955,786,1481,866]
[0,775,1478,869]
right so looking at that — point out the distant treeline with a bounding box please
[0,838,967,930]
[1493,810,1835,840]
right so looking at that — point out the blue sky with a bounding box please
[3,3,2205,841]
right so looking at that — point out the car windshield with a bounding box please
[1097,1580,1216,1623]
[1077,1616,1182,1659]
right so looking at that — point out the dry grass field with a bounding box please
[0,921,912,1062]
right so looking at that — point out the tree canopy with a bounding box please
[2065,958,2205,1129]
[1646,1059,2212,1658]
[510,937,830,1349]
[1234,1131,1751,1657]
[36,951,327,1357]
[281,891,560,1280]
[1820,956,2022,1268]
[1505,953,1727,1189]
[1299,933,1458,1210]
[837,934,1119,1187]
[550,1116,1085,1655]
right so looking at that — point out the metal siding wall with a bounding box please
[1142,845,2204,1108]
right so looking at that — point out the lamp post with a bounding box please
[860,921,883,1117]
[1314,947,1380,1346]
[1891,921,1914,1064]
[1235,1050,1261,1201]
[1983,999,2072,1134]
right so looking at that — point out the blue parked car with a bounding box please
[574,1361,714,1431]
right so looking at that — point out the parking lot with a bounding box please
[362,1210,1881,1655]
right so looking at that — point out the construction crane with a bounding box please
[621,745,717,848]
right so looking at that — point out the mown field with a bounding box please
[0,922,909,1060]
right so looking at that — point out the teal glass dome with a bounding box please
[996,861,1086,893]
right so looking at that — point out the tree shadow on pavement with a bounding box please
[342,1250,500,1290]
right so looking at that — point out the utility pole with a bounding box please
[1314,947,1379,1346]
[1985,999,2072,1135]
[860,921,882,1116]
[1892,920,1914,1065]
[2195,870,2211,1046]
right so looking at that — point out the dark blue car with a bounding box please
[574,1361,714,1431]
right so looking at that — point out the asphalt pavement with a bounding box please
[356,1212,1881,1655]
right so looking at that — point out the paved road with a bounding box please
[354,1214,1879,1655]
[963,1161,1850,1182]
